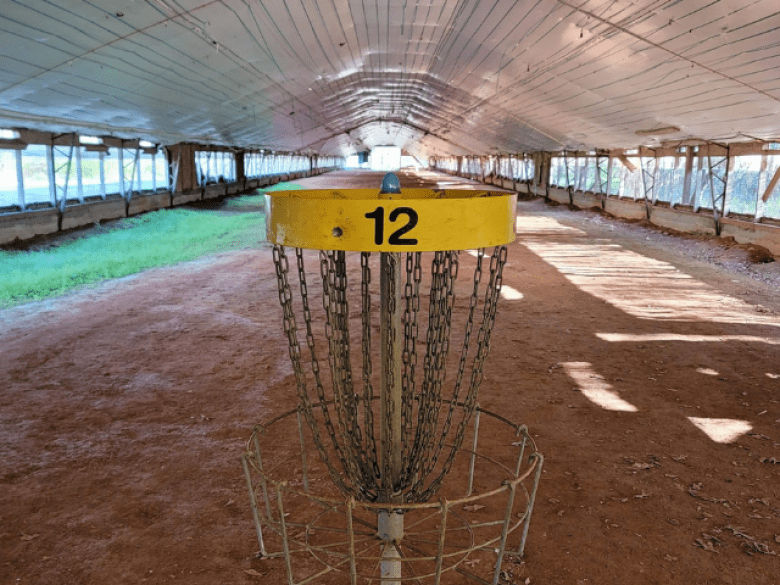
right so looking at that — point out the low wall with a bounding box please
[128,191,171,216]
[572,191,602,209]
[0,208,59,244]
[441,169,780,257]
[203,184,227,200]
[61,198,127,230]
[548,187,570,204]
[650,206,717,235]
[1,168,340,246]
[603,197,647,221]
[171,189,202,206]
[721,218,780,255]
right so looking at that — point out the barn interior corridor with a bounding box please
[2,169,778,585]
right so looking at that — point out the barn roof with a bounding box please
[1,0,779,156]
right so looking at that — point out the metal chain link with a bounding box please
[360,252,379,480]
[380,253,398,495]
[417,245,507,501]
[399,252,422,470]
[320,251,373,498]
[273,246,351,496]
[270,244,508,504]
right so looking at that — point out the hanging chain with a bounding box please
[320,251,374,498]
[380,252,398,495]
[271,244,508,504]
[273,246,351,495]
[419,248,483,493]
[360,252,379,480]
[400,252,422,470]
[416,245,507,501]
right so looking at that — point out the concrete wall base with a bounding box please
[172,189,202,206]
[128,191,171,216]
[0,208,60,245]
[721,218,780,255]
[203,184,227,200]
[548,187,570,204]
[444,170,780,257]
[572,191,602,209]
[604,197,647,221]
[61,198,127,231]
[650,206,717,235]
[2,169,342,245]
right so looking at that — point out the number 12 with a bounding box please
[365,206,419,246]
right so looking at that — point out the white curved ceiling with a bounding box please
[1,0,779,158]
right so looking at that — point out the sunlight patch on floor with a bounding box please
[500,285,524,301]
[688,417,752,443]
[561,361,638,412]
[595,333,780,346]
[515,216,587,236]
[517,216,780,327]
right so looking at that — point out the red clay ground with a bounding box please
[2,170,779,584]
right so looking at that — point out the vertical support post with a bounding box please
[640,152,655,220]
[707,147,721,234]
[346,498,357,585]
[241,453,267,557]
[378,171,405,585]
[379,250,404,585]
[99,151,106,199]
[723,152,735,217]
[434,499,448,585]
[252,431,274,521]
[275,485,295,585]
[46,144,56,207]
[682,146,694,206]
[15,149,25,211]
[137,149,143,192]
[492,482,518,585]
[75,145,84,203]
[755,154,768,223]
[152,152,157,192]
[118,146,124,198]
[518,453,544,558]
[467,407,481,496]
[693,149,705,212]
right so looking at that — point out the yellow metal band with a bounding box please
[265,188,517,251]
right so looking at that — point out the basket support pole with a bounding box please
[379,251,404,583]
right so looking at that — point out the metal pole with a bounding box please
[379,250,404,584]
[378,172,404,584]
[76,144,84,203]
[15,149,25,211]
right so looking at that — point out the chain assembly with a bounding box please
[271,244,508,504]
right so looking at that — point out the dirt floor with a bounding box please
[2,170,779,585]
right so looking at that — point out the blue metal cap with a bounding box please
[379,172,401,194]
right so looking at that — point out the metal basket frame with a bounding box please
[242,399,543,585]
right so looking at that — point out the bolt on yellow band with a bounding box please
[265,188,517,252]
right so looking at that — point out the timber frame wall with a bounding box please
[0,129,342,245]
[432,143,780,255]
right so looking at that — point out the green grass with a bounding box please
[0,207,266,307]
[223,181,305,208]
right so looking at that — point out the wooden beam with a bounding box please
[616,154,636,172]
[762,164,780,203]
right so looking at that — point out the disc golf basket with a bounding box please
[242,174,543,584]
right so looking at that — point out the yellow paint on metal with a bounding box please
[266,188,517,251]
